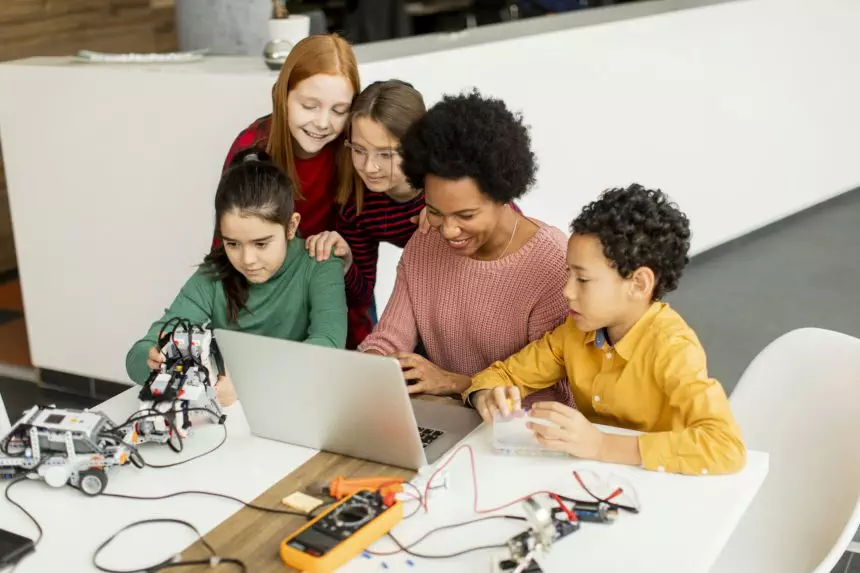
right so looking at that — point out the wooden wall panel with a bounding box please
[0,0,177,272]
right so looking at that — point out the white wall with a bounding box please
[0,0,858,384]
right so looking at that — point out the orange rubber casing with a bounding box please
[279,490,403,573]
[327,476,404,499]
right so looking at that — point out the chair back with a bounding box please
[713,328,860,573]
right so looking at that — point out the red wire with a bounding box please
[549,493,578,523]
[421,444,567,516]
[573,470,624,503]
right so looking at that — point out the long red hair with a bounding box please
[266,34,360,201]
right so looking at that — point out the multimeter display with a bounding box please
[287,492,381,556]
[280,489,403,572]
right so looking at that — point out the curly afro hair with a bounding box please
[571,184,692,300]
[398,89,536,203]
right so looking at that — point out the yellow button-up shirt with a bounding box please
[467,302,747,476]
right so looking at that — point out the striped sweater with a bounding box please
[338,190,424,348]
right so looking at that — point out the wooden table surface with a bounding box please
[175,395,459,572]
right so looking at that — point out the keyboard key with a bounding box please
[418,426,444,447]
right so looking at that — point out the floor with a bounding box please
[667,187,860,396]
[0,189,859,570]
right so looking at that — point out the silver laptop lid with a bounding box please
[213,329,428,469]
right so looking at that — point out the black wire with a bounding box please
[386,531,508,559]
[367,515,526,557]
[92,518,246,573]
[105,407,227,470]
[153,318,211,390]
[3,477,42,572]
[142,423,227,470]
[4,477,43,545]
[560,486,639,514]
[95,489,310,517]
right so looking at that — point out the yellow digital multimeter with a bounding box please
[279,489,403,572]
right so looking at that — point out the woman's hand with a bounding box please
[394,352,470,396]
[215,374,238,407]
[305,231,353,272]
[146,346,165,371]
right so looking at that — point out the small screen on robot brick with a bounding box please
[44,414,65,425]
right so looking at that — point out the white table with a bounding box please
[0,388,318,573]
[1,389,769,573]
[340,425,769,573]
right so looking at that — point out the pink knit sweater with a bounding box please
[359,220,573,407]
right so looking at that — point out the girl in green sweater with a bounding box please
[126,150,348,405]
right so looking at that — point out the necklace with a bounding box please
[496,210,520,260]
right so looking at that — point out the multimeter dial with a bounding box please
[332,501,374,529]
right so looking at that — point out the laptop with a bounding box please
[213,329,483,470]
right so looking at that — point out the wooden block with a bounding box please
[281,491,324,514]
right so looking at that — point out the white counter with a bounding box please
[0,0,858,383]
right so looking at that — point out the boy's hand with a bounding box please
[305,231,353,272]
[527,402,605,460]
[473,386,523,423]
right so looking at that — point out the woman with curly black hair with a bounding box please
[358,89,572,409]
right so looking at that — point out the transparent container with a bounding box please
[492,411,567,457]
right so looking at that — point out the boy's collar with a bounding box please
[583,302,664,360]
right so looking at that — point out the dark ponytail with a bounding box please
[203,149,295,323]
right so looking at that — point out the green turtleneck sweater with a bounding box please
[125,238,347,384]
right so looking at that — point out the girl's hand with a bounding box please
[305,231,353,271]
[215,374,238,407]
[410,207,432,234]
[146,346,165,371]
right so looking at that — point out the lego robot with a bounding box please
[125,320,227,451]
[0,405,139,496]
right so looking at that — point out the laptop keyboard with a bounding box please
[418,426,444,448]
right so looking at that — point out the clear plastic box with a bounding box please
[491,410,568,457]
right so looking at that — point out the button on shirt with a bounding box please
[467,302,747,476]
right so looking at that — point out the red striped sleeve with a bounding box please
[338,192,424,310]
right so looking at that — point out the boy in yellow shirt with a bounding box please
[467,185,746,476]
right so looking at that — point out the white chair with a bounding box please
[712,328,860,573]
[0,390,10,437]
